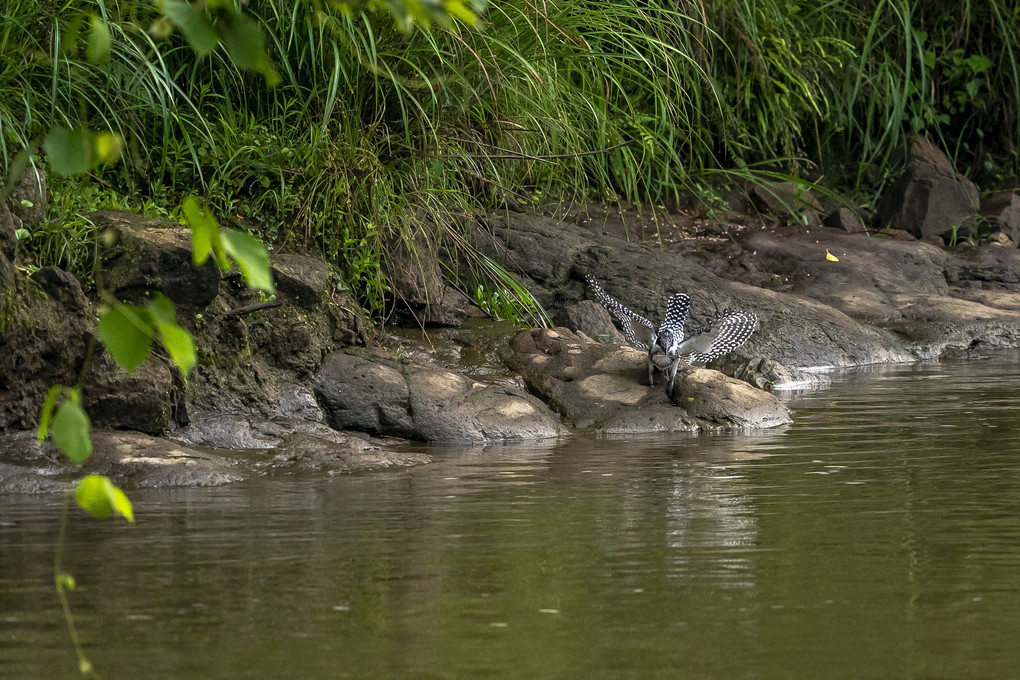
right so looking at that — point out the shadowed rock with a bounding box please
[877,135,979,240]
[95,211,222,308]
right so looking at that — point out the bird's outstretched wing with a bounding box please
[660,293,691,335]
[585,274,654,350]
[680,310,758,364]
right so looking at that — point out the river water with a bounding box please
[2,353,1020,679]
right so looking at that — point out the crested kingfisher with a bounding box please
[585,274,758,400]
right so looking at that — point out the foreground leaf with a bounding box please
[222,229,275,292]
[183,196,219,265]
[37,385,62,442]
[75,475,134,522]
[86,14,111,64]
[55,572,77,592]
[43,128,94,176]
[98,303,153,372]
[52,401,92,464]
[156,321,196,376]
[159,0,219,56]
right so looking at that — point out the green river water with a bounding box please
[2,353,1020,679]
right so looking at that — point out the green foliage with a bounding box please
[51,397,92,464]
[3,0,1020,317]
[74,475,134,522]
[97,296,198,375]
[183,197,275,293]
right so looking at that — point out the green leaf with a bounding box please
[156,322,196,375]
[55,572,77,592]
[37,385,62,442]
[147,296,197,375]
[94,131,124,164]
[98,303,153,372]
[51,401,92,464]
[159,0,219,57]
[146,294,176,326]
[14,228,30,241]
[43,128,94,176]
[19,199,33,208]
[75,475,134,522]
[222,229,275,292]
[86,14,111,64]
[218,10,279,86]
[218,11,264,71]
[182,196,218,265]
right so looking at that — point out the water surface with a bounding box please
[2,354,1020,679]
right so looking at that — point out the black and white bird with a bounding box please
[585,274,758,400]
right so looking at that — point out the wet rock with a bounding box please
[170,412,429,474]
[6,165,47,228]
[877,135,980,240]
[271,433,430,473]
[0,430,243,491]
[272,253,329,306]
[0,281,93,431]
[279,383,324,421]
[314,350,561,442]
[422,286,487,328]
[713,355,830,391]
[95,211,221,308]
[384,219,445,312]
[504,327,791,433]
[315,352,415,436]
[30,266,88,311]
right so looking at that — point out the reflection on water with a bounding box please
[2,353,1020,679]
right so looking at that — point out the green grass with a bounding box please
[2,0,1019,320]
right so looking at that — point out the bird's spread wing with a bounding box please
[681,310,758,364]
[585,274,654,350]
[660,293,691,335]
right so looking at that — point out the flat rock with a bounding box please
[0,430,242,491]
[504,327,791,433]
[477,211,911,370]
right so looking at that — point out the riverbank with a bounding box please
[3,162,1020,490]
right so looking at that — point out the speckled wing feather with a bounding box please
[585,274,654,350]
[660,293,691,335]
[680,310,758,364]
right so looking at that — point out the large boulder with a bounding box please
[314,350,561,443]
[95,211,221,308]
[503,327,791,433]
[877,135,980,240]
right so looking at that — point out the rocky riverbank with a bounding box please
[3,138,1020,491]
